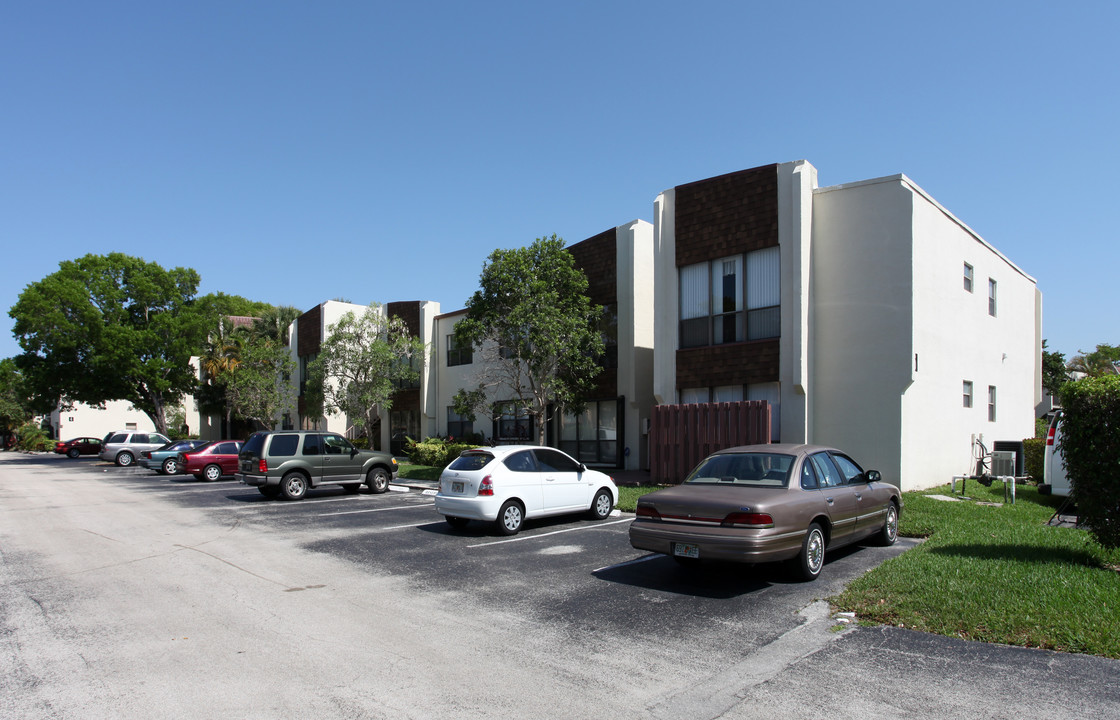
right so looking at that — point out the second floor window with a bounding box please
[963,381,973,408]
[988,278,998,317]
[679,246,780,349]
[447,333,472,366]
[963,263,974,292]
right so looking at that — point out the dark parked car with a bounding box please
[55,437,103,458]
[140,439,209,475]
[181,440,243,481]
[628,443,901,581]
[237,431,398,500]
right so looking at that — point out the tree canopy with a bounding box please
[1042,340,1068,398]
[306,304,426,443]
[453,235,603,445]
[1068,343,1120,378]
[0,358,32,435]
[9,253,214,434]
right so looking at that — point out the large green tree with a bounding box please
[1042,340,1068,398]
[1068,343,1120,378]
[9,253,211,435]
[453,235,603,445]
[0,358,33,439]
[223,333,297,431]
[306,303,425,443]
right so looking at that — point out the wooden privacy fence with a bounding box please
[649,401,771,485]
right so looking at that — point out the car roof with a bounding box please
[460,445,548,458]
[711,443,843,459]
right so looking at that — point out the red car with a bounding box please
[181,440,243,482]
[55,437,104,458]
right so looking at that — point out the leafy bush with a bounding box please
[1058,376,1120,549]
[1023,437,1044,481]
[407,436,482,468]
[16,422,52,451]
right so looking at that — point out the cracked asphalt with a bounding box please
[1,452,1117,719]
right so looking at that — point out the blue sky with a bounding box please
[2,1,1116,363]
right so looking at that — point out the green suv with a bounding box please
[236,430,398,500]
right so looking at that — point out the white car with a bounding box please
[435,445,618,535]
[1042,411,1070,497]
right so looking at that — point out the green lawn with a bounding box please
[396,462,443,481]
[833,483,1120,658]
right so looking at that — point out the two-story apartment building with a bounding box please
[652,161,1041,490]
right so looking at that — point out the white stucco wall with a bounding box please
[615,220,655,469]
[811,174,1039,489]
[652,188,678,406]
[52,400,158,441]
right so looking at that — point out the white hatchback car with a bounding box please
[435,445,618,535]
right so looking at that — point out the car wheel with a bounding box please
[588,489,613,520]
[795,523,826,581]
[341,483,361,494]
[366,467,390,494]
[116,452,135,467]
[280,472,308,500]
[445,516,470,530]
[878,503,899,546]
[203,464,222,482]
[67,448,80,459]
[495,500,524,536]
[258,485,281,498]
[162,458,179,475]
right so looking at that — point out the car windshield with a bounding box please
[448,452,493,471]
[684,452,794,488]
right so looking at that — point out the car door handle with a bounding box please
[825,497,834,505]
[545,477,556,482]
[854,493,863,501]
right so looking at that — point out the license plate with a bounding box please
[452,481,464,493]
[673,543,700,559]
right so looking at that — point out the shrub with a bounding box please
[16,422,52,452]
[1058,376,1120,549]
[1022,437,1044,481]
[407,436,482,468]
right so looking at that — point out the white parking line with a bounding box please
[317,502,434,517]
[466,518,631,548]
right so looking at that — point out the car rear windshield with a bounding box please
[448,452,494,471]
[267,434,300,457]
[108,433,128,443]
[240,433,266,457]
[684,452,794,488]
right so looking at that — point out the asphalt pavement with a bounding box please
[1,451,1117,719]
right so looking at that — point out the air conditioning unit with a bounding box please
[990,450,1016,478]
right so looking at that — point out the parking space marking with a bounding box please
[592,554,660,573]
[316,502,434,517]
[466,518,631,548]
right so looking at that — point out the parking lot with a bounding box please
[2,452,1118,719]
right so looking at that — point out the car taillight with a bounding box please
[1046,426,1056,446]
[141,451,151,459]
[258,459,268,473]
[636,505,662,520]
[721,512,775,528]
[478,475,494,496]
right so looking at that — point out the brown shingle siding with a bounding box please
[675,164,779,266]
[567,229,617,305]
[297,305,322,358]
[676,339,780,389]
[386,301,421,336]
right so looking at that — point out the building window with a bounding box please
[963,381,973,408]
[559,399,619,466]
[988,386,997,421]
[447,333,472,367]
[599,303,618,369]
[299,354,316,395]
[391,409,419,455]
[680,387,708,404]
[988,279,997,317]
[963,263,974,293]
[678,247,780,349]
[447,407,473,439]
[495,401,533,443]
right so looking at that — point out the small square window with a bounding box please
[963,263,974,293]
[963,381,973,408]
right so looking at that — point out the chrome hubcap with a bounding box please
[807,530,824,572]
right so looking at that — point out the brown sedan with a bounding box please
[629,443,901,580]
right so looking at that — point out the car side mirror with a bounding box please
[865,470,881,483]
[579,463,587,473]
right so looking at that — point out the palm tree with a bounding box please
[251,305,302,345]
[199,318,244,435]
